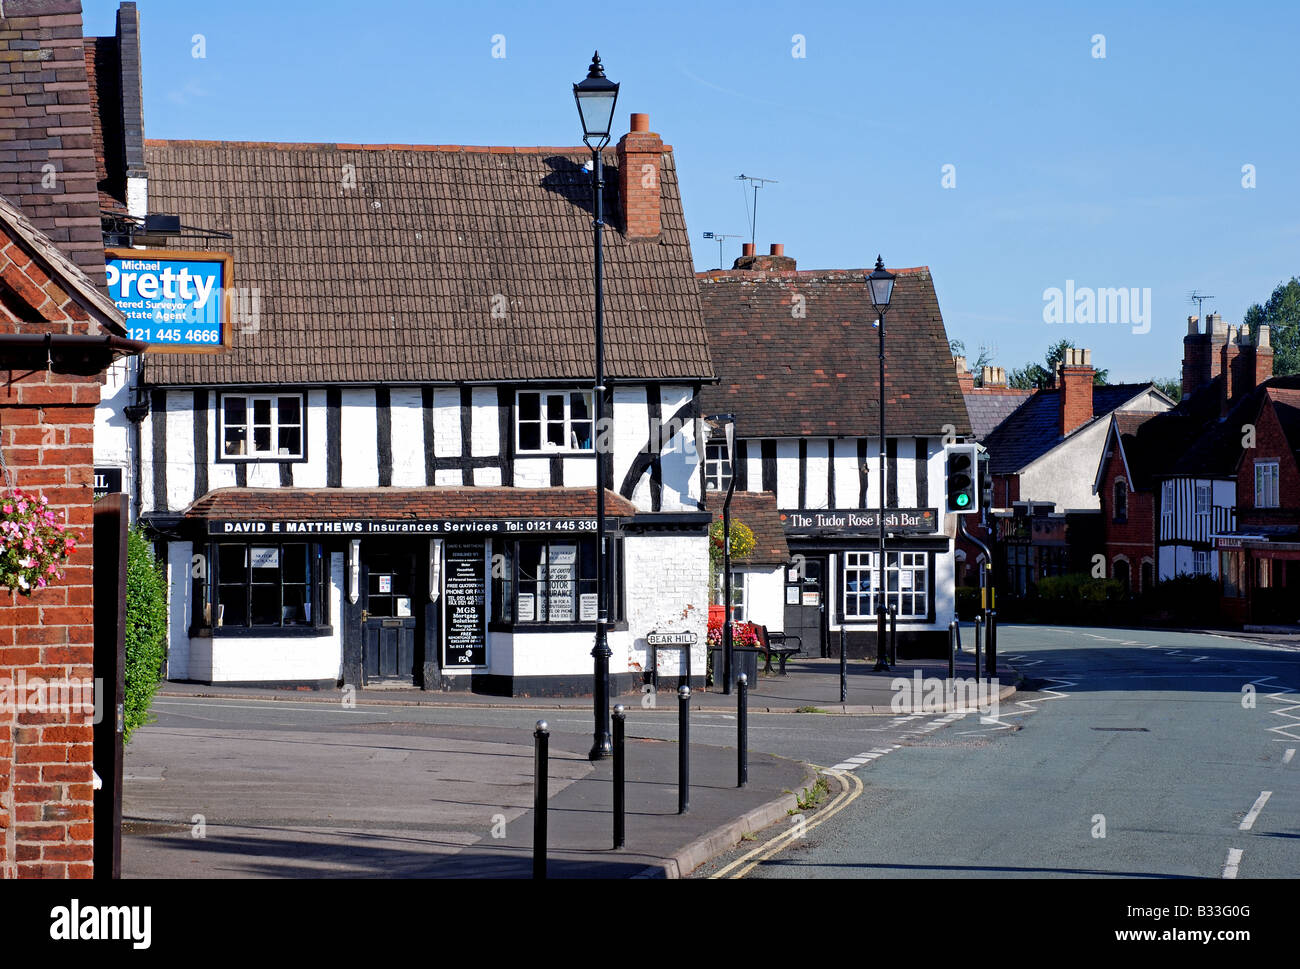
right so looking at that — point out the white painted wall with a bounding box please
[513,458,548,488]
[833,440,860,508]
[775,440,799,507]
[805,439,829,509]
[432,388,460,457]
[92,357,131,475]
[625,533,709,678]
[1018,418,1112,513]
[388,388,425,487]
[658,384,701,510]
[340,389,378,487]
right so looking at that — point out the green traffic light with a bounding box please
[956,494,970,507]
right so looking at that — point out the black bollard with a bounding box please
[533,720,549,880]
[839,625,847,703]
[737,673,749,788]
[889,604,898,666]
[613,704,625,849]
[974,616,983,690]
[678,685,690,814]
[987,608,997,678]
[948,619,957,680]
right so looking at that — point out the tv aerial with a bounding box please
[701,232,744,270]
[1188,290,1215,321]
[735,174,778,248]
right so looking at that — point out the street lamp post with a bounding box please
[705,414,737,693]
[867,256,896,673]
[575,51,619,761]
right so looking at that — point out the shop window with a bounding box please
[492,537,621,625]
[1113,480,1128,522]
[842,551,929,619]
[705,440,732,492]
[220,393,304,460]
[212,542,325,629]
[516,390,594,453]
[1255,461,1279,508]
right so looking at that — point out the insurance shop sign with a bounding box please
[104,249,233,350]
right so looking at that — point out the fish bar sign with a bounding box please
[105,248,233,351]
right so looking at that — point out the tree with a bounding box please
[1149,377,1182,401]
[124,527,167,743]
[950,339,995,384]
[1243,277,1300,376]
[1009,339,1109,389]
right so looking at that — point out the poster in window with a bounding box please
[786,586,800,605]
[442,541,487,667]
[395,597,411,618]
[518,593,536,622]
[548,544,577,622]
[900,570,913,590]
[249,547,278,569]
[579,593,598,622]
[378,574,392,593]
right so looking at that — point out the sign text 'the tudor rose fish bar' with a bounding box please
[104,249,233,350]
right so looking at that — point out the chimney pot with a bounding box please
[629,112,649,132]
[1188,315,1199,334]
[742,243,755,257]
[770,243,784,256]
[1258,324,1271,349]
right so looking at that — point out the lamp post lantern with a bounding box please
[867,255,895,673]
[705,414,737,693]
[575,51,619,761]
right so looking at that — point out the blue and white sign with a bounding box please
[105,250,231,348]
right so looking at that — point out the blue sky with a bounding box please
[83,0,1300,384]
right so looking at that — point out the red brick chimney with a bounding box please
[616,112,662,240]
[1059,347,1094,436]
[1254,324,1274,388]
[953,355,974,393]
[731,243,797,271]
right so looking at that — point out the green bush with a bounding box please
[1036,573,1125,605]
[124,527,167,743]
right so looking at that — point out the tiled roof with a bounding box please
[707,490,790,566]
[1164,376,1300,477]
[964,388,1035,440]
[982,383,1156,474]
[184,487,637,521]
[1267,388,1300,457]
[696,267,971,438]
[1109,411,1166,490]
[139,140,714,386]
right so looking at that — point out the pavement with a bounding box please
[127,653,1015,879]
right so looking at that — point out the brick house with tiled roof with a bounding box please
[123,113,717,696]
[697,246,971,658]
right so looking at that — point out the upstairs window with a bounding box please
[1194,483,1212,515]
[516,391,594,453]
[1255,461,1280,508]
[1113,479,1128,522]
[221,394,304,460]
[705,440,732,492]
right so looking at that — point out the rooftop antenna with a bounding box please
[701,231,744,270]
[1188,290,1215,322]
[735,174,778,248]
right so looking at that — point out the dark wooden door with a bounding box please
[784,556,827,657]
[362,549,418,684]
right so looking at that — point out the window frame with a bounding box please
[1113,478,1128,523]
[514,389,596,455]
[490,536,623,629]
[206,541,329,634]
[218,392,306,462]
[704,439,733,492]
[841,550,934,622]
[1194,482,1212,516]
[1254,460,1280,508]
[1192,549,1210,576]
[712,568,745,621]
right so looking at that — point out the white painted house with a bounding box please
[125,116,717,696]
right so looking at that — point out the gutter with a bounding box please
[0,333,148,356]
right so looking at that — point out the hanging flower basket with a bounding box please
[0,489,80,595]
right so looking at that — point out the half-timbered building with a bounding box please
[697,245,970,657]
[117,114,716,695]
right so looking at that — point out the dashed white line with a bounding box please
[1283,748,1296,764]
[1222,848,1244,879]
[1238,791,1272,831]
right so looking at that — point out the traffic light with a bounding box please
[945,444,978,514]
[979,450,993,512]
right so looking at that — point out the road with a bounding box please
[692,626,1299,879]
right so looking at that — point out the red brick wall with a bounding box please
[1098,444,1155,591]
[1059,365,1094,436]
[615,113,662,240]
[0,243,101,880]
[1237,395,1300,521]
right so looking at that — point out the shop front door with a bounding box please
[362,547,419,684]
[784,556,828,658]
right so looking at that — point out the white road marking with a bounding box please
[1238,791,1272,831]
[1222,848,1243,879]
[1283,748,1296,764]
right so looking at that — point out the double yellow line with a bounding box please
[709,768,864,879]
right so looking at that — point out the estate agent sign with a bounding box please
[105,248,233,350]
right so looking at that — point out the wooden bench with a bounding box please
[758,625,803,675]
